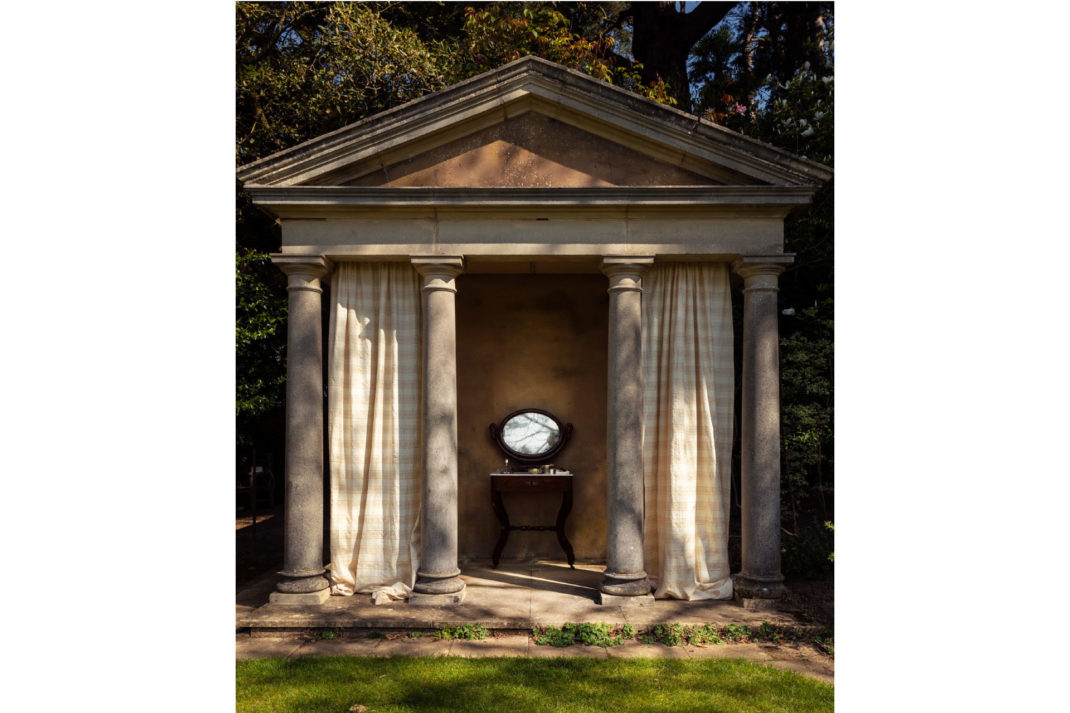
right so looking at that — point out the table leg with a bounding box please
[555,487,576,569]
[491,489,510,569]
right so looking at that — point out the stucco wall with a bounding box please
[455,274,608,564]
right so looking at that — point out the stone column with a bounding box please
[269,255,332,605]
[599,256,655,605]
[410,256,466,605]
[733,254,794,599]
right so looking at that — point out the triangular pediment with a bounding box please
[237,56,832,189]
[345,113,717,188]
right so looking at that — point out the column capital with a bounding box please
[601,256,655,293]
[271,254,332,293]
[412,256,464,293]
[732,254,794,280]
[411,256,464,276]
[271,254,332,278]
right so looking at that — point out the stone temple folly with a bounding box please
[237,57,832,608]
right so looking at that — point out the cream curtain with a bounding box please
[642,263,735,600]
[327,262,422,600]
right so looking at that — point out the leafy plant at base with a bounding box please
[722,624,752,642]
[811,630,834,657]
[532,625,574,648]
[755,622,782,643]
[366,631,386,640]
[687,624,723,645]
[651,623,685,647]
[531,622,630,647]
[406,631,423,639]
[576,622,624,647]
[435,623,489,640]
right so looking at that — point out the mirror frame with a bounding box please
[489,408,573,464]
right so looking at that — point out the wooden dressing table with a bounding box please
[487,408,576,569]
[490,471,575,568]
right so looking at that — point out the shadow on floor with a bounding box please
[467,562,601,601]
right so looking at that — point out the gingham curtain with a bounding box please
[327,262,422,600]
[642,263,735,600]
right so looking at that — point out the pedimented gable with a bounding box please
[346,114,718,188]
[237,56,832,190]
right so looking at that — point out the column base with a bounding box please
[600,571,652,596]
[413,569,465,595]
[598,592,655,607]
[275,569,330,594]
[409,582,467,606]
[733,572,785,599]
[268,588,331,606]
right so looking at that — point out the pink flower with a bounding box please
[734,103,747,115]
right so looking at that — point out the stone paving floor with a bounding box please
[238,562,805,631]
[237,561,833,682]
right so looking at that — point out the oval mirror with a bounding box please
[489,409,573,463]
[503,411,560,455]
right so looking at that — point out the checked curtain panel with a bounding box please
[327,262,422,601]
[642,263,735,600]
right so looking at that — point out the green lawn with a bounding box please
[237,656,833,713]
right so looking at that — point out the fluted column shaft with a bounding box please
[734,254,793,598]
[600,257,654,597]
[412,257,466,596]
[271,255,331,599]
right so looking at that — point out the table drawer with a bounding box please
[492,475,572,492]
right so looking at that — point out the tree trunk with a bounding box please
[740,2,760,106]
[629,1,736,112]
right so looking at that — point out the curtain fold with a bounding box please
[327,262,422,600]
[642,263,735,600]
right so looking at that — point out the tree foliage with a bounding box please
[236,2,454,166]
[457,3,676,105]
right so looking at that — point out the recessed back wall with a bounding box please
[455,274,608,564]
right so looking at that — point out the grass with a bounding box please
[237,657,833,713]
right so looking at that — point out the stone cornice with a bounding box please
[245,185,819,215]
[236,56,833,189]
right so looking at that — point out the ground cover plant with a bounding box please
[237,656,833,713]
[433,623,489,640]
[531,622,636,647]
[531,621,832,654]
